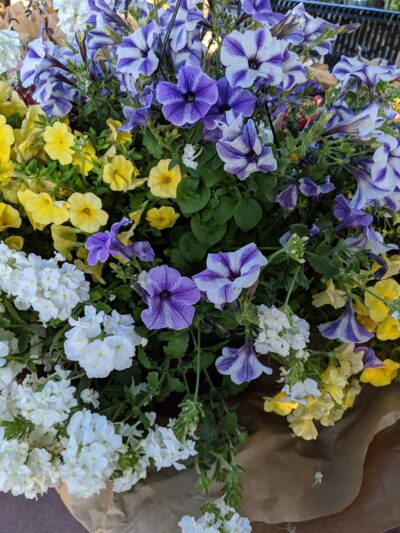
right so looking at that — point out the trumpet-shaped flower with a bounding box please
[193,243,267,305]
[72,143,96,177]
[376,316,400,341]
[103,155,142,192]
[107,118,132,145]
[333,194,373,231]
[147,159,182,199]
[0,203,21,231]
[216,340,272,385]
[157,66,218,127]
[319,298,374,344]
[264,392,298,416]
[220,28,285,89]
[141,265,200,330]
[0,114,14,161]
[17,190,69,227]
[360,359,400,387]
[146,206,180,230]
[43,122,75,165]
[321,365,348,404]
[312,279,346,309]
[241,0,284,24]
[364,279,400,323]
[68,192,108,233]
[371,135,400,193]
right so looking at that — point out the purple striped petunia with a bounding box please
[141,265,200,330]
[156,65,218,127]
[333,194,373,232]
[332,56,400,92]
[193,243,268,305]
[319,299,374,344]
[355,346,384,368]
[216,339,272,385]
[281,49,307,91]
[371,135,400,193]
[241,0,284,25]
[220,28,285,89]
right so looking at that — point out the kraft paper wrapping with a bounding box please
[58,383,400,532]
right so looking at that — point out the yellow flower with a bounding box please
[129,205,147,227]
[73,143,96,176]
[147,159,182,198]
[0,202,21,231]
[0,156,13,186]
[360,359,400,387]
[51,224,77,261]
[0,114,14,161]
[288,394,334,440]
[4,236,24,251]
[68,192,108,233]
[312,279,346,309]
[364,279,400,322]
[103,155,143,192]
[320,406,344,427]
[75,247,106,284]
[43,122,75,165]
[376,316,400,341]
[372,254,400,279]
[264,392,298,416]
[17,190,69,227]
[147,206,180,230]
[107,118,132,145]
[335,343,364,377]
[321,365,347,404]
[342,379,361,409]
[0,82,27,118]
[14,106,45,162]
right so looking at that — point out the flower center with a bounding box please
[248,58,259,70]
[185,91,196,103]
[163,176,172,183]
[160,290,170,299]
[82,207,91,215]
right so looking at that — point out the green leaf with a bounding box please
[220,412,238,435]
[111,285,132,301]
[137,346,154,369]
[143,130,163,159]
[191,215,227,247]
[306,252,338,278]
[164,332,189,359]
[199,166,226,187]
[213,197,236,225]
[234,198,262,231]
[200,351,215,370]
[179,233,207,262]
[147,371,160,392]
[177,177,211,215]
[168,376,186,393]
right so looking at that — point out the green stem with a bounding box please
[284,266,301,307]
[194,325,201,401]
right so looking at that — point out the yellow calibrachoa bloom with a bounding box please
[264,392,298,416]
[0,114,14,161]
[17,190,70,227]
[4,236,24,251]
[372,255,400,279]
[360,359,400,387]
[103,155,142,192]
[321,365,347,404]
[51,224,78,261]
[73,143,96,176]
[342,379,361,409]
[287,394,334,440]
[43,122,75,165]
[13,106,45,162]
[129,205,147,227]
[376,316,400,341]
[68,192,108,233]
[364,279,400,323]
[335,343,364,376]
[147,206,180,230]
[107,118,132,145]
[0,203,21,231]
[0,82,27,118]
[0,156,13,186]
[147,159,182,198]
[312,279,346,309]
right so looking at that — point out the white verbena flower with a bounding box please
[182,144,201,170]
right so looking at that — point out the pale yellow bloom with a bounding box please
[73,143,96,176]
[360,359,400,387]
[107,118,132,145]
[13,106,45,162]
[146,206,180,230]
[321,365,347,404]
[147,159,182,198]
[264,392,298,416]
[68,192,108,233]
[75,247,106,284]
[335,343,364,377]
[4,236,24,251]
[17,190,69,227]
[103,155,143,192]
[312,279,346,309]
[51,224,78,261]
[43,122,75,165]
[0,202,21,231]
[364,279,400,323]
[0,82,27,118]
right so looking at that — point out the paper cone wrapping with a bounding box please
[58,383,400,532]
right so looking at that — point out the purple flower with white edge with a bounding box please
[345,227,398,254]
[156,65,218,127]
[193,243,268,305]
[216,339,272,385]
[299,176,335,197]
[333,194,373,231]
[85,218,155,266]
[141,265,200,330]
[20,37,56,87]
[289,3,336,56]
[371,134,400,193]
[346,160,390,209]
[216,116,277,180]
[319,299,374,344]
[281,49,307,91]
[276,182,298,209]
[241,0,284,25]
[203,77,257,130]
[355,346,384,368]
[161,0,204,53]
[171,31,204,70]
[117,21,160,81]
[324,104,384,139]
[121,105,151,131]
[220,28,285,89]
[333,56,400,92]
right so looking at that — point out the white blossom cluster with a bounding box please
[0,243,90,324]
[53,0,91,39]
[255,305,310,358]
[64,305,147,378]
[0,329,21,390]
[178,498,252,533]
[282,378,321,404]
[0,30,20,75]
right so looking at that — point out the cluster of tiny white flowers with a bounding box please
[80,388,100,409]
[59,409,124,498]
[13,368,77,428]
[179,498,252,533]
[53,0,91,39]
[0,30,20,75]
[0,243,90,324]
[64,305,147,378]
[182,144,201,170]
[282,378,321,404]
[255,305,310,358]
[0,329,21,390]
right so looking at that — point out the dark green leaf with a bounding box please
[213,197,236,225]
[164,332,189,359]
[191,215,227,247]
[179,233,207,262]
[168,376,186,393]
[306,252,338,278]
[177,178,211,215]
[234,198,262,231]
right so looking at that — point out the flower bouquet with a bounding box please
[0,0,400,530]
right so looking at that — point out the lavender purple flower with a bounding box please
[319,298,374,344]
[216,339,272,384]
[299,176,335,197]
[141,265,200,330]
[241,0,284,25]
[371,135,400,193]
[333,194,373,231]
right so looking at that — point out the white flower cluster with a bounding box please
[13,369,77,427]
[0,329,21,390]
[0,30,20,75]
[255,305,310,358]
[113,419,197,493]
[64,305,147,378]
[0,243,90,324]
[53,0,91,39]
[59,409,124,498]
[182,144,201,170]
[282,378,321,404]
[179,498,252,533]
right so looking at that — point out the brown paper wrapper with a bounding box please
[307,64,337,88]
[58,383,400,532]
